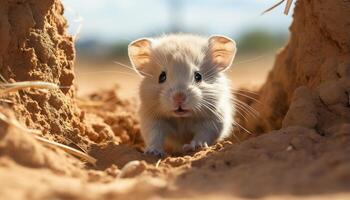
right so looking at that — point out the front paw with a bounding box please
[182,141,209,152]
[144,148,166,158]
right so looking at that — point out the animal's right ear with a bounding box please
[128,38,153,76]
[207,35,236,71]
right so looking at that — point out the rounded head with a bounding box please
[128,34,236,118]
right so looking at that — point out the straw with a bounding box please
[0,81,59,95]
[0,81,97,165]
[262,0,294,15]
[0,112,97,165]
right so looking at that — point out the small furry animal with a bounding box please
[128,34,236,157]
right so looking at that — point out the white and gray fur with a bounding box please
[129,34,235,156]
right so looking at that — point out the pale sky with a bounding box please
[62,0,294,42]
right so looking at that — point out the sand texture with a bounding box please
[0,0,350,199]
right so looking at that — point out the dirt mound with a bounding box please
[79,87,142,146]
[0,0,87,147]
[0,0,350,199]
[0,0,138,149]
[241,0,350,134]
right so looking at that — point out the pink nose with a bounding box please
[173,92,186,105]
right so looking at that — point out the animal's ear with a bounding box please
[128,38,153,76]
[208,35,237,71]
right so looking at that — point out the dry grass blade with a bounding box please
[0,81,59,94]
[261,0,285,15]
[0,112,42,135]
[155,159,162,168]
[34,136,97,166]
[66,6,84,42]
[0,81,96,165]
[0,99,13,104]
[284,0,293,15]
[0,112,97,166]
[0,74,8,83]
[262,0,294,15]
[73,23,83,41]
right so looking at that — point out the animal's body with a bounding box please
[128,34,236,156]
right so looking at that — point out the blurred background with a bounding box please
[62,0,294,97]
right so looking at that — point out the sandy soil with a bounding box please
[0,0,350,199]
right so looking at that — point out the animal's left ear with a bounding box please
[208,35,237,71]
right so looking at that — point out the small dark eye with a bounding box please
[159,71,166,83]
[194,71,202,82]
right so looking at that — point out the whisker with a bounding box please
[233,103,255,119]
[233,88,259,96]
[228,49,279,71]
[113,60,135,71]
[79,70,140,78]
[202,63,220,79]
[233,99,260,117]
[200,101,224,121]
[159,51,168,66]
[230,54,267,69]
[151,52,166,69]
[231,129,241,143]
[113,61,153,78]
[234,108,249,122]
[233,101,258,119]
[232,120,252,135]
[232,91,262,104]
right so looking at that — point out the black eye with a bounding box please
[194,71,202,82]
[159,71,166,83]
